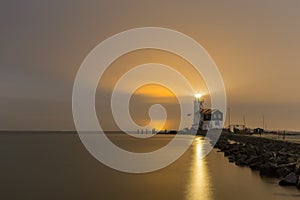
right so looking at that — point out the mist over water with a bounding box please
[0,132,299,200]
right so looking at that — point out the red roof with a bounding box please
[201,109,221,114]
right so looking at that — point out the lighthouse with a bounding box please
[192,93,204,130]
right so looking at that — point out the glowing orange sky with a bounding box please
[1,0,300,131]
[95,49,209,131]
[135,84,177,98]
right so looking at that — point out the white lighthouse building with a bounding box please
[192,93,204,130]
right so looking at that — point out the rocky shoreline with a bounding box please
[213,133,300,189]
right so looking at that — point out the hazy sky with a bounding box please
[1,0,300,131]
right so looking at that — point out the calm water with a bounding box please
[0,132,299,200]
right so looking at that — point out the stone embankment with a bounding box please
[214,133,300,189]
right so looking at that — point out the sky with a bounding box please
[1,0,300,131]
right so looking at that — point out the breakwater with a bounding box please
[214,133,300,189]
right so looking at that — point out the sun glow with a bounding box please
[134,84,176,98]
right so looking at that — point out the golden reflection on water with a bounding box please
[186,137,212,200]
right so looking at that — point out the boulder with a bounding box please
[279,172,298,186]
[288,157,296,164]
[245,156,260,165]
[224,151,230,157]
[212,133,300,188]
[260,163,278,177]
[228,155,235,163]
[236,154,248,166]
[250,162,261,170]
[295,159,300,175]
[276,167,292,179]
[278,162,296,170]
[277,156,289,165]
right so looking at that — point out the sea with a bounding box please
[0,132,299,200]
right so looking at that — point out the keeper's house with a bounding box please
[201,109,223,130]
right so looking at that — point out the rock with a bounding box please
[279,172,298,186]
[288,157,296,164]
[235,153,242,160]
[245,156,260,165]
[260,163,278,178]
[250,162,261,170]
[278,151,287,157]
[224,151,230,157]
[236,154,248,166]
[212,133,300,188]
[278,162,296,170]
[277,156,289,165]
[276,167,292,179]
[228,155,235,162]
[268,156,276,163]
[262,152,273,161]
[295,159,300,175]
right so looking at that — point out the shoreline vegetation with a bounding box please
[212,132,300,189]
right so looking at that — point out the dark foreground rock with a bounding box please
[279,172,298,186]
[212,133,300,189]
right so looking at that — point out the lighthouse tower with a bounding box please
[192,94,204,130]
